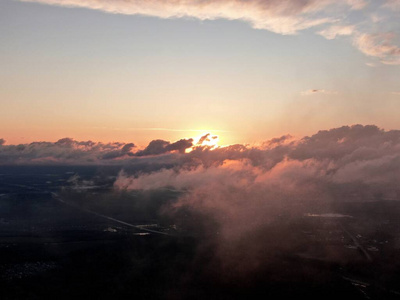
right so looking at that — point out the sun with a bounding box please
[195,133,219,147]
[185,133,219,153]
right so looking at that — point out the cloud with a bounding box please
[20,0,400,67]
[365,62,378,67]
[353,32,400,65]
[317,24,355,40]
[370,13,386,23]
[20,0,367,35]
[0,137,191,164]
[196,133,212,146]
[301,89,338,95]
[384,0,400,11]
[135,138,193,156]
[102,143,136,160]
[262,134,293,148]
[4,124,400,270]
[114,124,400,251]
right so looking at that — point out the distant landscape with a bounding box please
[1,164,400,299]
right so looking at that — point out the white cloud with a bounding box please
[20,0,400,67]
[365,62,377,67]
[354,33,400,65]
[20,0,366,35]
[317,25,355,40]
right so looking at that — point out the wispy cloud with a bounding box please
[126,128,229,133]
[317,25,355,40]
[383,0,400,11]
[20,0,365,35]
[19,0,400,66]
[365,62,378,67]
[91,127,229,133]
[353,33,400,65]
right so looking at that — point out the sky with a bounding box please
[1,0,400,146]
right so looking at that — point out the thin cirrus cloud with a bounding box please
[20,0,400,66]
[20,0,364,35]
[353,32,400,65]
[317,24,355,40]
[384,0,400,10]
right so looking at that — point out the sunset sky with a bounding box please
[1,0,400,146]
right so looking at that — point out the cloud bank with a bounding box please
[4,124,400,270]
[0,136,193,164]
[113,124,400,245]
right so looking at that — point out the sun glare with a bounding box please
[185,133,219,153]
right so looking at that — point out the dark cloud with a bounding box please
[166,138,194,154]
[262,134,293,148]
[135,140,170,156]
[0,138,134,164]
[197,133,211,145]
[121,143,135,153]
[301,89,338,95]
[0,136,193,164]
[55,138,75,147]
[102,143,136,160]
[135,138,193,156]
[2,125,400,181]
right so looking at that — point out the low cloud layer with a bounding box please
[115,124,400,203]
[0,136,192,164]
[114,124,400,244]
[4,124,400,270]
[135,138,193,156]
